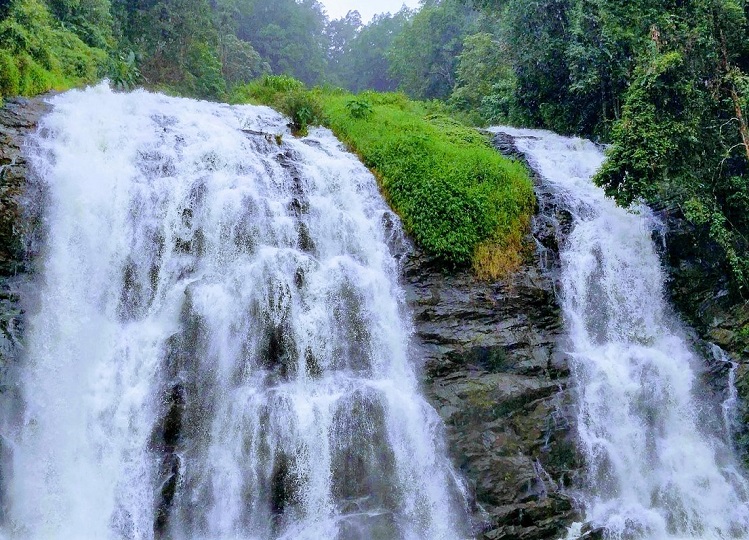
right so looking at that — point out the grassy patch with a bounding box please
[232,77,535,278]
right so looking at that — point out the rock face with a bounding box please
[655,207,749,463]
[403,250,580,539]
[0,96,50,274]
[401,132,583,539]
[0,95,50,517]
[0,95,50,374]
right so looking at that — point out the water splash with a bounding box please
[1,84,469,540]
[490,126,749,540]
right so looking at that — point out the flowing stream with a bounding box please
[490,127,749,540]
[0,85,469,540]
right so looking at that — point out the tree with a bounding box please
[596,0,749,290]
[341,9,411,92]
[47,0,114,48]
[232,0,329,85]
[112,0,227,98]
[450,31,514,122]
[218,34,268,87]
[388,0,476,100]
[325,9,361,86]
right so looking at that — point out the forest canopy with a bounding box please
[0,0,747,293]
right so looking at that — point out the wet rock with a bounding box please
[578,524,605,539]
[491,132,573,278]
[402,161,582,539]
[0,95,51,374]
[0,93,51,527]
[0,95,51,275]
[655,204,749,464]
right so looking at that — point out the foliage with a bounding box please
[388,0,476,100]
[231,75,323,135]
[116,0,226,99]
[219,34,270,88]
[234,78,535,275]
[183,41,226,99]
[328,9,411,92]
[228,0,329,86]
[47,0,113,49]
[450,31,514,124]
[5,0,745,295]
[0,0,106,99]
[0,0,542,275]
[324,91,534,272]
[257,74,305,93]
[230,74,304,104]
[458,0,749,295]
[345,97,373,119]
[325,9,362,86]
[109,50,139,90]
[0,50,19,96]
[593,0,749,293]
[280,91,324,135]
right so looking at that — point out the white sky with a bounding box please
[319,0,420,23]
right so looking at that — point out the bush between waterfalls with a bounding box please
[231,76,535,278]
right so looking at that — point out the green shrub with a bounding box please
[280,90,324,135]
[220,35,269,88]
[359,90,410,108]
[262,74,305,93]
[17,54,53,95]
[231,74,305,104]
[0,50,20,96]
[345,97,373,119]
[329,93,534,272]
[183,41,226,100]
[109,50,140,91]
[231,76,324,135]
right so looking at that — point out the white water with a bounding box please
[711,345,741,443]
[490,127,749,540]
[1,84,469,540]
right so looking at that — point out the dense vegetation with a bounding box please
[451,0,749,295]
[329,0,749,297]
[0,0,539,274]
[0,0,106,97]
[0,0,747,290]
[232,76,534,277]
[0,0,332,100]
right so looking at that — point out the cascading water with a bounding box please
[1,84,469,540]
[489,127,749,540]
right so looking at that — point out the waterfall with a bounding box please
[489,127,749,540]
[1,84,469,540]
[710,345,741,442]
